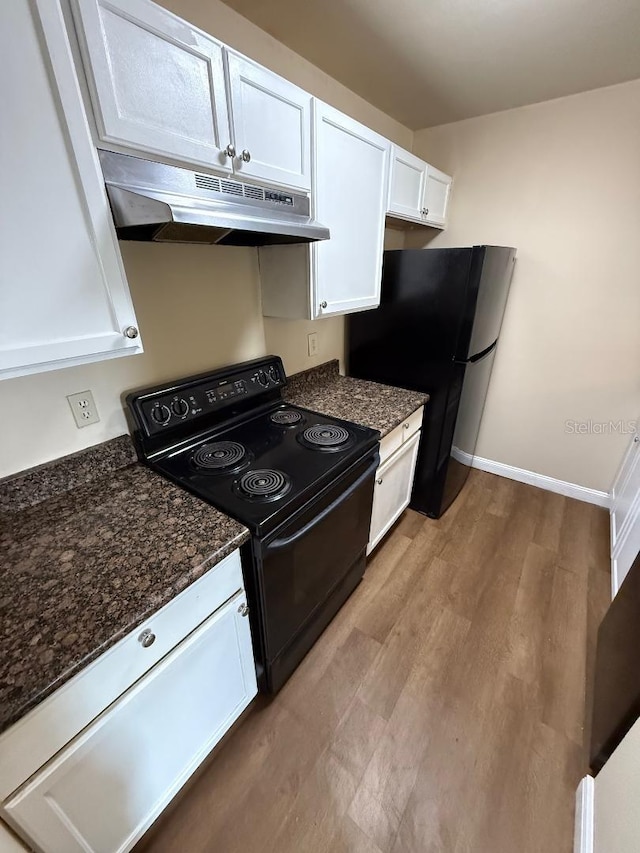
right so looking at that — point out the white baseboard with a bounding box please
[574,776,594,853]
[451,446,611,509]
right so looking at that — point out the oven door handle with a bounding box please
[266,456,379,553]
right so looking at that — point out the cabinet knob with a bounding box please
[403,422,410,429]
[376,477,383,485]
[635,435,640,443]
[241,149,251,163]
[225,143,236,158]
[138,629,156,648]
[320,301,328,310]
[424,208,429,216]
[123,326,139,339]
[238,602,250,617]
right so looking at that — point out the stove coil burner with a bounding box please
[301,424,351,450]
[237,469,291,501]
[192,441,247,472]
[270,409,303,426]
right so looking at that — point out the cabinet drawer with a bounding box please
[4,591,257,853]
[368,431,421,554]
[0,549,244,801]
[379,406,424,465]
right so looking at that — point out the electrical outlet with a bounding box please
[307,332,319,357]
[66,390,100,428]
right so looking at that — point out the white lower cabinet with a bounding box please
[368,409,423,555]
[3,587,256,853]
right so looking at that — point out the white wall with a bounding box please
[411,79,640,493]
[0,0,411,479]
[594,716,640,852]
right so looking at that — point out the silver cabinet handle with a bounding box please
[238,603,250,617]
[138,629,155,648]
[424,208,429,216]
[320,301,328,310]
[403,422,410,429]
[376,477,383,485]
[123,326,139,339]
[635,435,640,443]
[225,143,236,158]
[241,149,251,162]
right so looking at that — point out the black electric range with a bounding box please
[126,356,380,692]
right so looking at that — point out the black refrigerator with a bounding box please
[347,246,516,518]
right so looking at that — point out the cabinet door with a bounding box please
[611,428,640,595]
[312,102,390,318]
[423,165,452,228]
[388,146,427,222]
[0,0,141,381]
[71,0,232,172]
[225,52,312,190]
[4,592,257,853]
[368,431,421,554]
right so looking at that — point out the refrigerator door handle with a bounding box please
[456,340,498,365]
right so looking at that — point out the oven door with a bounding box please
[256,451,378,691]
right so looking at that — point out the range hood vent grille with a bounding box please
[195,172,268,204]
[194,173,221,193]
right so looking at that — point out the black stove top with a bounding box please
[153,402,377,535]
[126,357,380,537]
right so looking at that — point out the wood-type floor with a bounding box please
[138,469,611,853]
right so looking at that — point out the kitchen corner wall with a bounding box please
[410,79,640,493]
[0,0,411,480]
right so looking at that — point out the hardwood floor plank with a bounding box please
[348,606,471,852]
[393,508,425,540]
[354,524,446,644]
[357,549,453,720]
[541,563,589,745]
[533,490,567,551]
[505,541,556,685]
[329,815,385,853]
[331,696,388,783]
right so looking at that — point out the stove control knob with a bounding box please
[151,404,171,425]
[171,398,189,418]
[268,365,280,383]
[257,370,269,387]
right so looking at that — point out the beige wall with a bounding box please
[0,0,411,479]
[411,79,640,492]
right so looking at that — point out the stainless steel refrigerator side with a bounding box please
[467,247,517,358]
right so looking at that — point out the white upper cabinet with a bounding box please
[70,1,311,189]
[387,145,452,229]
[0,0,141,381]
[260,102,391,319]
[71,0,233,172]
[225,51,312,190]
[388,146,428,221]
[313,103,390,316]
[424,164,453,228]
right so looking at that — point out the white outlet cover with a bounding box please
[66,390,100,428]
[308,332,319,357]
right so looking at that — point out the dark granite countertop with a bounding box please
[0,437,248,734]
[284,360,428,436]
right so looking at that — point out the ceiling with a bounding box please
[220,0,640,129]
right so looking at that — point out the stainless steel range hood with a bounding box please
[98,151,330,246]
